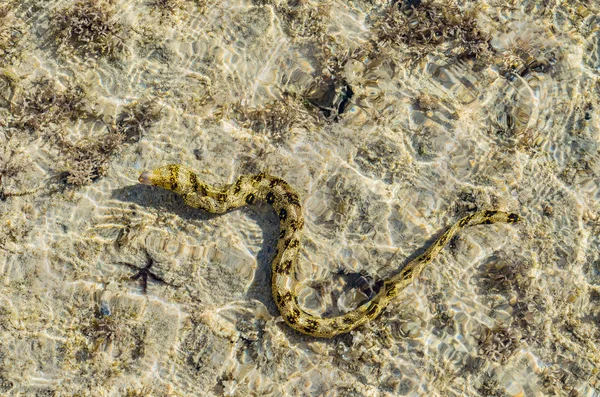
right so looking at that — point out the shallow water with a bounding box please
[0,0,599,395]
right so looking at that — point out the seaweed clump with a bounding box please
[374,0,492,62]
[0,139,34,200]
[480,256,530,294]
[115,99,162,143]
[5,75,162,187]
[58,130,125,186]
[474,373,504,397]
[12,76,89,134]
[478,325,519,363]
[147,0,183,20]
[2,75,126,187]
[51,0,126,59]
[234,93,319,145]
[0,3,24,67]
[56,98,163,186]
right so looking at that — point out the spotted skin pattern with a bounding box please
[139,164,521,338]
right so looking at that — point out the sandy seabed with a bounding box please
[0,0,599,395]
